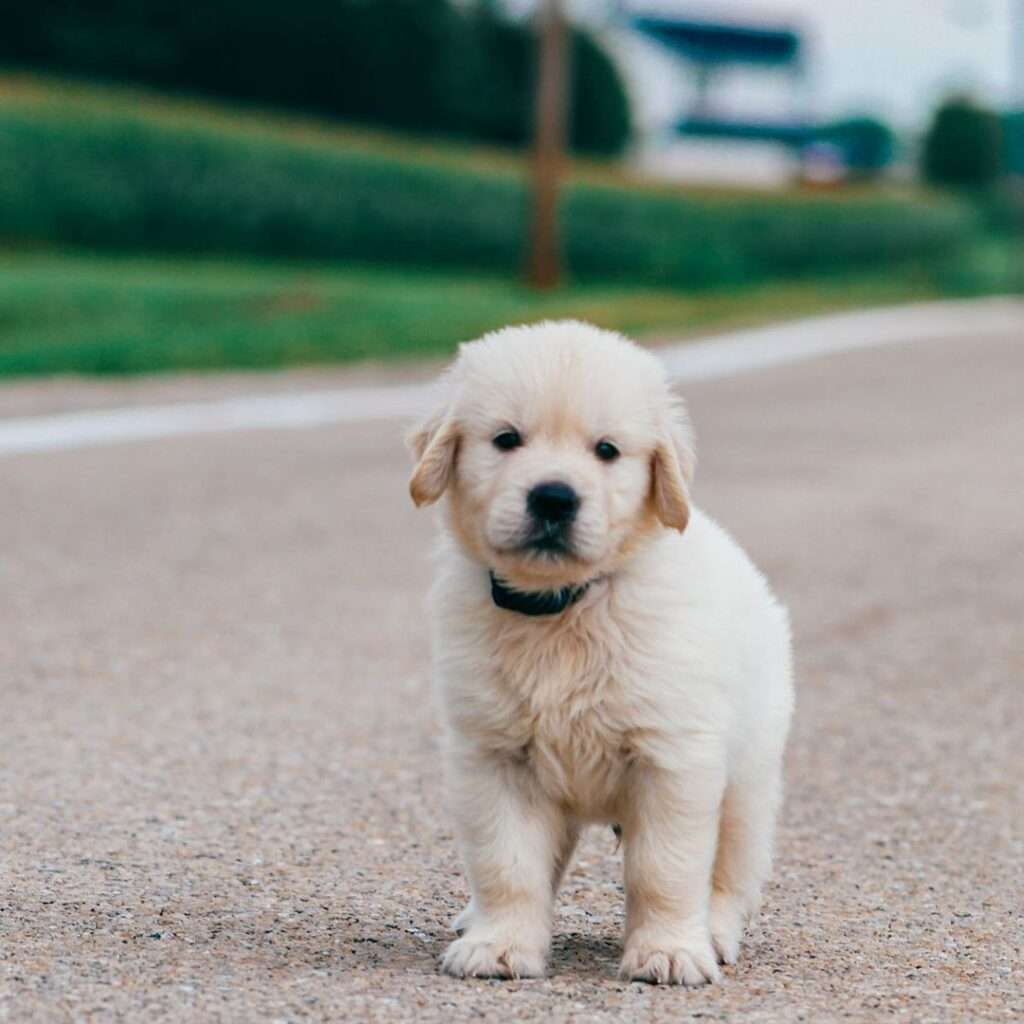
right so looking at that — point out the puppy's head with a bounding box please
[408,321,695,591]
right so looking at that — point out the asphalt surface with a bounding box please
[1,319,1022,1022]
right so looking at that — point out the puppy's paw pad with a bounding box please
[620,938,721,987]
[708,896,746,966]
[441,936,545,980]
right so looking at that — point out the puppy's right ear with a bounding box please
[407,406,459,507]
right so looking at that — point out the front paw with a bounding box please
[441,934,546,980]
[620,931,721,987]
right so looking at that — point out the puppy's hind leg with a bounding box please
[708,766,783,965]
[551,820,581,897]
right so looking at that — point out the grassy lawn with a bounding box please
[0,243,1019,377]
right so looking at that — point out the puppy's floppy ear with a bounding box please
[651,392,696,533]
[407,405,460,507]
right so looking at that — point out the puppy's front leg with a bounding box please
[619,756,726,986]
[441,747,564,980]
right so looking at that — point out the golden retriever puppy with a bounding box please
[408,321,793,985]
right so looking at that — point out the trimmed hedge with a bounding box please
[0,106,979,287]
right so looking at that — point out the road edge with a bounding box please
[1,296,1020,456]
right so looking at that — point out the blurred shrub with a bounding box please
[0,108,979,286]
[932,236,1024,296]
[0,0,630,155]
[816,118,895,180]
[922,96,1003,189]
[444,6,629,155]
[1003,111,1024,176]
[568,32,631,157]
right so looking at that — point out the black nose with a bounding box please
[528,481,579,525]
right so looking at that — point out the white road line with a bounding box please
[657,297,1021,380]
[0,297,1020,457]
[0,385,438,456]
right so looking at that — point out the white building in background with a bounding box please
[606,5,813,187]
[505,0,1017,187]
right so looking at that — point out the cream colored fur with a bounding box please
[408,321,793,985]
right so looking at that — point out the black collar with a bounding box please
[490,571,590,617]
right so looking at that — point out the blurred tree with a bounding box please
[569,31,631,156]
[0,0,630,155]
[445,4,630,156]
[445,5,534,146]
[995,113,1024,232]
[1003,111,1024,176]
[816,117,895,180]
[922,96,1004,188]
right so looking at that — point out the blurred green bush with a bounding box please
[922,97,1003,189]
[0,107,979,287]
[1,0,630,156]
[1002,112,1024,178]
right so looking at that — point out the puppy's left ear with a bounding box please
[407,406,460,507]
[651,393,696,533]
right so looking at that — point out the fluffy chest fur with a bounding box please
[431,524,751,823]
[438,578,668,821]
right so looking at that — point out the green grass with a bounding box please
[0,243,1019,377]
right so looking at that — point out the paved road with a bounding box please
[2,317,1022,1022]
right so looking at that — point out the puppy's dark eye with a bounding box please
[595,440,620,462]
[493,429,523,452]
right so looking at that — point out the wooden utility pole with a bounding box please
[526,0,569,290]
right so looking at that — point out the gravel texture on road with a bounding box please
[1,324,1021,1022]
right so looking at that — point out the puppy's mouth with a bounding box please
[522,522,576,559]
[493,523,578,561]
